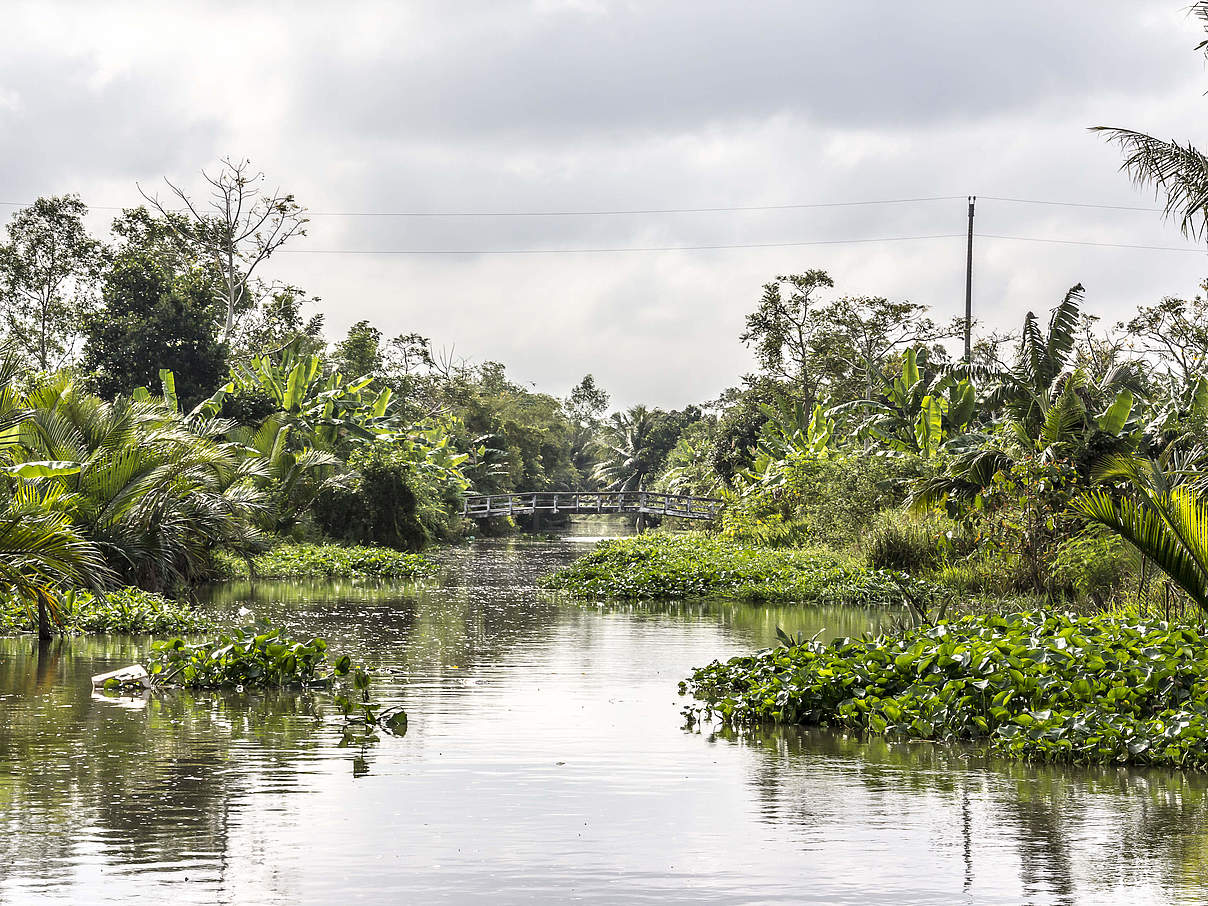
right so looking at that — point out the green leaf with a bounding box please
[5,461,82,479]
[1097,389,1133,436]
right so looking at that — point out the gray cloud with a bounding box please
[1,0,1207,407]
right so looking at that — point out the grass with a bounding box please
[682,610,1208,769]
[0,587,206,635]
[214,542,432,581]
[540,532,927,606]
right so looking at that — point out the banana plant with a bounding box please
[737,400,835,492]
[193,338,400,451]
[834,347,977,457]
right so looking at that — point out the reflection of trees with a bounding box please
[0,636,349,899]
[708,723,1208,900]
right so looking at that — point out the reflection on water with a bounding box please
[0,534,1205,903]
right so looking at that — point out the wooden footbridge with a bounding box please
[462,490,723,527]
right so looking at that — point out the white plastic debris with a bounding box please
[90,665,151,689]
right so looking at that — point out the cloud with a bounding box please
[1,0,1206,407]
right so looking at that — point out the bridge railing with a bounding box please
[462,490,723,520]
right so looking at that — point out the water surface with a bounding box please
[1,534,1206,904]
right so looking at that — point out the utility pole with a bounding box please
[964,195,975,362]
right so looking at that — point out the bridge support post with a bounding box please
[532,508,542,532]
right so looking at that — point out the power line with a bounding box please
[272,232,1205,255]
[980,233,1205,253]
[0,193,1171,217]
[276,233,968,254]
[0,195,967,217]
[981,195,1161,213]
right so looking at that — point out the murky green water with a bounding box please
[2,532,1208,904]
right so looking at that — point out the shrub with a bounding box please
[864,509,959,572]
[314,441,464,550]
[682,611,1208,769]
[1047,530,1137,606]
[727,451,930,549]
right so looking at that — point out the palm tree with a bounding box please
[226,412,346,533]
[1071,452,1208,611]
[1094,3,1208,241]
[7,375,264,591]
[0,488,109,639]
[591,406,665,492]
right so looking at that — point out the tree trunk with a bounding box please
[37,600,52,642]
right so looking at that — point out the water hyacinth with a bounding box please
[682,612,1208,769]
[229,543,432,581]
[540,532,919,606]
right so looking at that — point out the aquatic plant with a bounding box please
[218,543,432,581]
[682,611,1208,768]
[148,622,366,690]
[1,586,205,634]
[540,532,920,606]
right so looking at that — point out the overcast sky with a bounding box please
[3,1,1208,408]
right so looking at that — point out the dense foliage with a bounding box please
[682,612,1208,769]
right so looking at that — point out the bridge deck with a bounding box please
[462,491,722,521]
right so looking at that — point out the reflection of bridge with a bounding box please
[462,491,723,527]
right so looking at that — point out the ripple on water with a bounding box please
[0,535,1205,904]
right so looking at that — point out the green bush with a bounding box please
[727,451,929,549]
[314,442,463,550]
[541,532,925,606]
[864,509,959,572]
[682,611,1208,769]
[1048,530,1137,605]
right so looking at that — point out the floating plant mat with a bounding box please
[683,611,1208,769]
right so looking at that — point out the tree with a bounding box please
[566,374,610,427]
[333,319,384,378]
[229,284,325,361]
[0,195,105,370]
[809,295,959,403]
[592,405,697,492]
[741,270,834,401]
[565,374,610,480]
[140,157,307,339]
[1118,287,1208,393]
[1094,3,1208,241]
[81,251,227,409]
[740,270,957,406]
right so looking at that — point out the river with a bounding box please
[1,530,1206,904]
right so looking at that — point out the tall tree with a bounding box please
[741,270,834,401]
[140,157,307,339]
[0,195,105,370]
[565,374,611,482]
[741,270,956,405]
[566,374,610,427]
[229,283,325,361]
[82,250,227,409]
